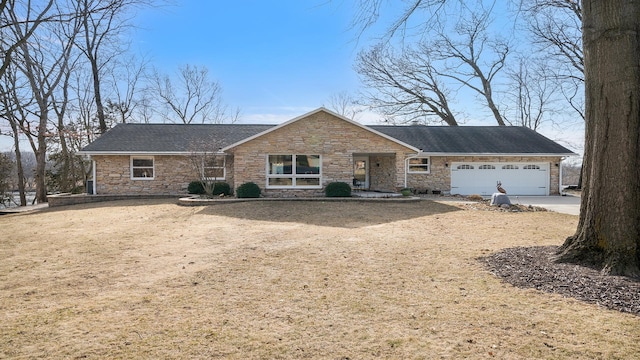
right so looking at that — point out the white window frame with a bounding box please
[131,156,155,180]
[408,157,430,174]
[266,154,322,189]
[202,155,226,181]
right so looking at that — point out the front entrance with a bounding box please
[353,156,369,189]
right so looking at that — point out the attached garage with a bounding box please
[450,162,551,196]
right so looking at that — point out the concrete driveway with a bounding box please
[510,195,581,215]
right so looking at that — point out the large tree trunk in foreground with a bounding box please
[556,0,640,277]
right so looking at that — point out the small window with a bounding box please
[408,157,430,173]
[478,164,496,170]
[502,165,519,170]
[203,156,225,180]
[456,164,474,170]
[131,156,154,179]
[523,164,541,170]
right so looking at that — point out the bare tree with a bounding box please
[356,44,459,125]
[325,91,363,121]
[503,57,557,130]
[522,0,584,122]
[524,0,583,79]
[5,3,81,203]
[188,138,228,197]
[431,9,509,125]
[105,55,149,124]
[355,3,508,126]
[520,1,585,187]
[73,0,153,134]
[151,64,238,124]
[0,152,14,207]
[0,0,56,78]
[0,66,30,206]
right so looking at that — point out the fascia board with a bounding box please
[418,152,578,157]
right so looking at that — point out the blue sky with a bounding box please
[134,0,368,124]
[0,1,584,154]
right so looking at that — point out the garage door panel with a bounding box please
[451,162,549,195]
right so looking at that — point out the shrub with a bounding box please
[325,182,352,197]
[188,181,205,194]
[236,182,261,198]
[212,182,231,196]
[189,181,232,196]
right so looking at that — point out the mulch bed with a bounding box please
[481,246,640,316]
[461,200,548,212]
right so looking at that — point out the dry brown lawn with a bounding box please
[1,199,638,359]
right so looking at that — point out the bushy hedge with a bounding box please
[212,182,231,196]
[187,181,205,194]
[188,181,232,196]
[325,181,352,197]
[236,182,261,198]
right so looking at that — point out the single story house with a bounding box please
[78,107,576,197]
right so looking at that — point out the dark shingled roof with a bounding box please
[80,123,575,155]
[80,123,275,153]
[370,125,575,154]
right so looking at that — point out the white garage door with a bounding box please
[450,162,550,196]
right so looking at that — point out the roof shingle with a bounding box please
[80,123,575,155]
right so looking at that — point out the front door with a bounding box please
[353,156,369,189]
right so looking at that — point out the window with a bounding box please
[456,164,474,170]
[523,164,541,170]
[478,164,496,169]
[131,156,154,179]
[267,154,321,188]
[203,156,225,180]
[502,164,519,170]
[408,157,430,173]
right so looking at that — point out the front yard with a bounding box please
[1,199,637,359]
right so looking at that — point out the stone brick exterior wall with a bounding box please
[227,111,414,197]
[93,155,233,195]
[407,156,563,195]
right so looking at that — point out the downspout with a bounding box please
[559,157,565,195]
[92,159,97,195]
[404,152,421,188]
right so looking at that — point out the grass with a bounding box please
[0,198,638,359]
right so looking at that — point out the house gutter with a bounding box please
[404,152,422,188]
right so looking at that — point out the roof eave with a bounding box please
[417,152,578,157]
[76,151,220,156]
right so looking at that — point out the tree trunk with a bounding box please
[91,57,107,134]
[34,113,48,204]
[10,123,27,207]
[555,0,640,278]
